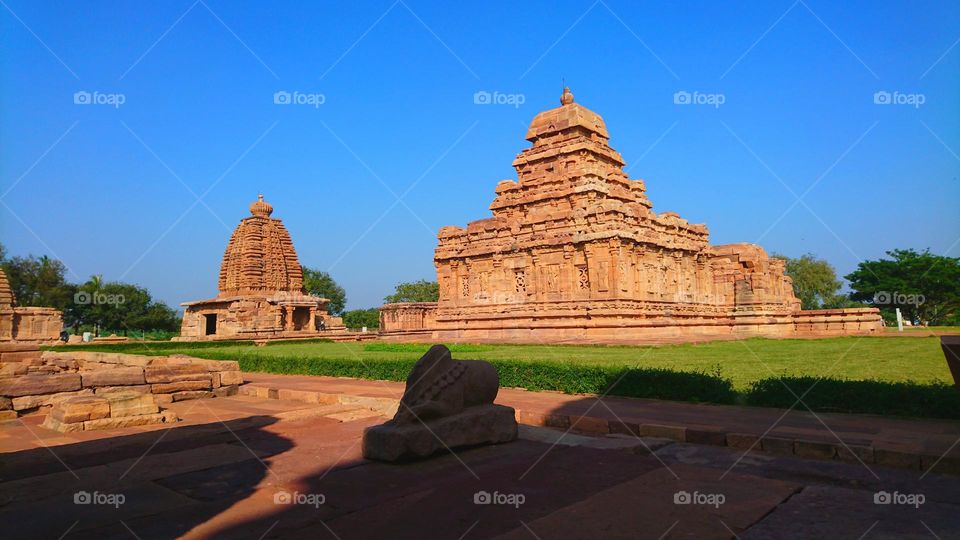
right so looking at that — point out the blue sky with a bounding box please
[2,0,958,311]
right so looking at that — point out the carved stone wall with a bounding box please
[0,269,62,342]
[380,89,882,343]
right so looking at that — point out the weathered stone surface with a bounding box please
[0,363,28,378]
[0,409,17,421]
[363,345,516,461]
[378,89,883,344]
[83,412,171,431]
[80,366,145,387]
[172,390,214,401]
[11,389,93,410]
[40,415,84,432]
[363,403,517,461]
[154,393,174,405]
[94,384,151,395]
[213,385,238,398]
[0,373,82,397]
[144,364,209,383]
[151,380,212,393]
[0,269,62,342]
[0,396,11,410]
[49,396,110,423]
[178,195,344,340]
[103,391,158,417]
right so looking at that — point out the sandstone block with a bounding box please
[639,423,686,442]
[12,389,93,410]
[685,428,728,446]
[0,373,82,397]
[151,380,212,393]
[104,391,158,417]
[363,404,517,461]
[218,370,243,386]
[154,393,174,405]
[727,432,760,450]
[41,415,84,432]
[172,390,214,401]
[0,363,28,378]
[169,356,240,372]
[95,384,151,395]
[794,440,836,460]
[0,410,18,422]
[117,354,153,367]
[83,412,170,431]
[0,351,41,363]
[213,385,238,398]
[144,364,209,383]
[50,396,110,423]
[80,367,145,387]
[0,396,11,410]
[761,436,796,455]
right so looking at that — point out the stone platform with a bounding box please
[1,389,958,538]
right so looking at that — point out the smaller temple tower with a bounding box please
[179,195,343,340]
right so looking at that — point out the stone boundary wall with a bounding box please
[0,349,243,421]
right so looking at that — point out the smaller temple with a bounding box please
[179,195,344,340]
[0,268,62,342]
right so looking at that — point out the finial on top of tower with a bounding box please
[250,193,274,217]
[560,86,574,106]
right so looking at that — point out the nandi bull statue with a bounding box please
[362,344,518,461]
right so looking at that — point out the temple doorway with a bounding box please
[204,314,217,335]
[292,307,310,331]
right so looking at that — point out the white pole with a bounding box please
[896,308,903,332]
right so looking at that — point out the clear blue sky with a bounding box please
[2,0,958,311]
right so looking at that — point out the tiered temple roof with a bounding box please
[217,195,304,297]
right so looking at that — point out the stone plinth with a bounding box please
[41,392,177,432]
[379,89,882,344]
[362,403,517,461]
[0,269,62,343]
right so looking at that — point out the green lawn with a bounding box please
[52,336,958,419]
[73,336,950,390]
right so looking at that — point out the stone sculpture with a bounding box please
[362,344,517,461]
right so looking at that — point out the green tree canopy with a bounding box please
[301,267,346,315]
[773,253,842,310]
[384,279,439,303]
[0,248,76,310]
[342,308,380,329]
[845,249,960,326]
[72,277,179,335]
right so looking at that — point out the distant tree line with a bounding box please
[0,243,180,336]
[776,249,959,326]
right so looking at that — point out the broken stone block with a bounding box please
[49,396,110,423]
[362,345,517,462]
[218,370,243,386]
[80,366,145,387]
[0,396,11,410]
[0,373,82,397]
[40,415,84,432]
[151,379,212,393]
[0,410,17,422]
[83,412,168,430]
[103,391,158,418]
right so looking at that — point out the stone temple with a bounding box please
[0,268,62,342]
[179,195,344,340]
[380,88,882,343]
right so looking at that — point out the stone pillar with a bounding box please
[284,306,294,331]
[309,308,316,331]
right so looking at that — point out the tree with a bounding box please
[72,277,179,336]
[342,308,380,329]
[301,267,346,315]
[773,253,842,310]
[384,279,439,303]
[846,249,960,326]
[1,251,76,310]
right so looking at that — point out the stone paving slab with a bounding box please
[241,372,960,475]
[1,389,958,539]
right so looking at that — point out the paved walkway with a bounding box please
[1,391,958,539]
[242,372,960,474]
